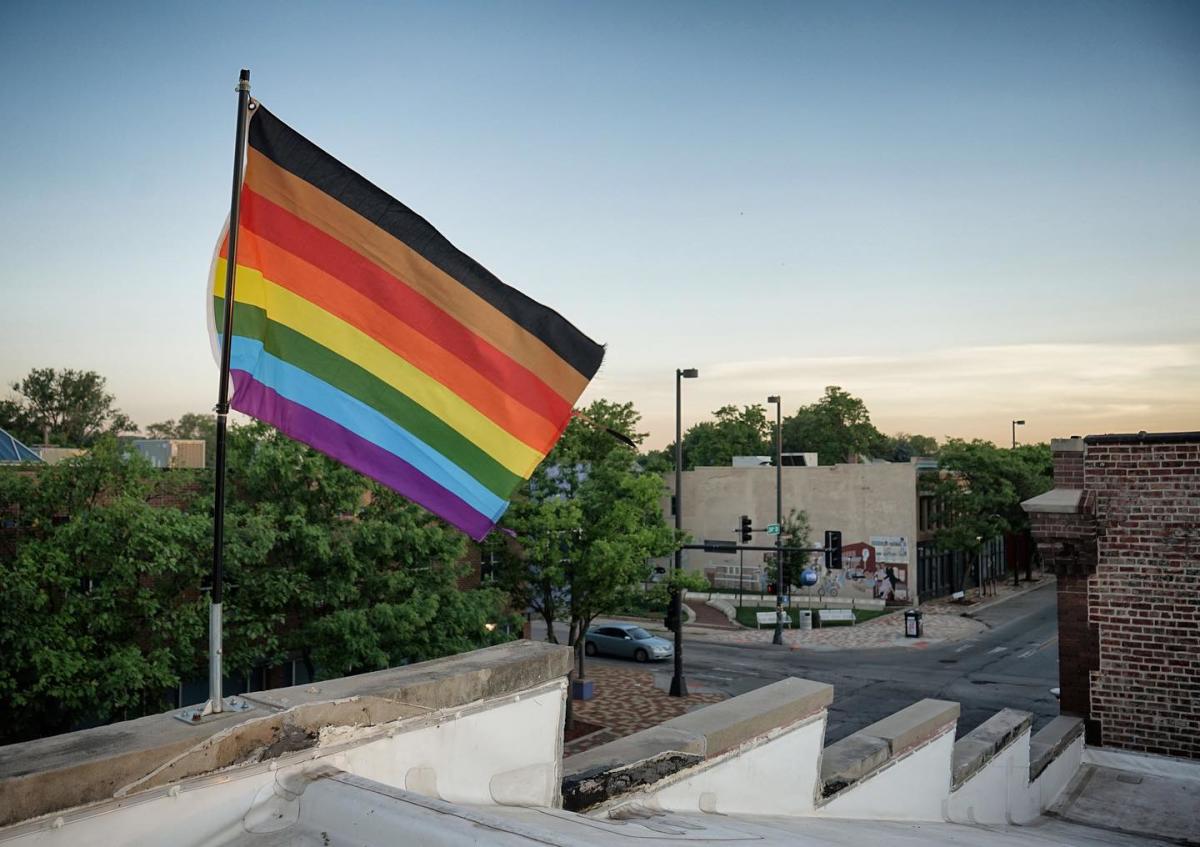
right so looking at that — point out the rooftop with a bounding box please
[0,428,42,463]
[0,639,1191,846]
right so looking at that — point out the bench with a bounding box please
[818,609,855,626]
[756,611,790,628]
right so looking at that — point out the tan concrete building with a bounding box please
[664,462,921,603]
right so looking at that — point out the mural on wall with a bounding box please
[869,535,909,602]
[804,536,909,601]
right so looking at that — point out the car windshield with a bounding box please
[628,627,652,640]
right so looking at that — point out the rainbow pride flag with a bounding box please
[209,103,604,539]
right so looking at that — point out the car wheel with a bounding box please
[584,641,597,657]
[634,648,648,663]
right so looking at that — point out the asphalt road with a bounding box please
[546,582,1061,743]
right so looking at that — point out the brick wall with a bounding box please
[1052,437,1085,489]
[1056,572,1101,743]
[1084,435,1200,759]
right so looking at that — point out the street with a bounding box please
[542,582,1060,743]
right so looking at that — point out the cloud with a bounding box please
[584,342,1200,447]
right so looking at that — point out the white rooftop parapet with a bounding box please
[0,641,573,845]
[565,689,1086,829]
[0,649,1099,846]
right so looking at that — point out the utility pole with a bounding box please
[768,395,783,645]
[670,367,698,697]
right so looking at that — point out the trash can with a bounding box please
[798,610,813,631]
[904,609,923,638]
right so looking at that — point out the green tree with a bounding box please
[781,386,884,464]
[220,423,514,680]
[637,447,673,475]
[495,400,675,683]
[680,404,771,469]
[763,508,814,590]
[927,439,1053,566]
[1,368,133,446]
[146,412,217,468]
[0,424,520,744]
[0,440,209,742]
[879,432,940,462]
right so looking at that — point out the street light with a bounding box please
[670,367,699,697]
[1011,419,1026,449]
[767,395,784,646]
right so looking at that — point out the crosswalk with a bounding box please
[953,635,1057,659]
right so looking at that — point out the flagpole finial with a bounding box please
[236,69,250,92]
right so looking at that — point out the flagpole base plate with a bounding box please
[174,696,253,724]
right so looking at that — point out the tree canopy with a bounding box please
[494,400,675,680]
[1,368,133,447]
[0,425,515,744]
[0,440,209,741]
[679,404,771,469]
[146,413,217,467]
[781,386,885,465]
[764,507,814,590]
[652,387,939,470]
[927,439,1053,556]
[879,432,940,462]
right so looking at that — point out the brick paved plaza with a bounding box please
[564,665,727,755]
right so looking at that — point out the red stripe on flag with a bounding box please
[227,188,574,427]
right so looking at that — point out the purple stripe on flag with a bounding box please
[230,369,495,539]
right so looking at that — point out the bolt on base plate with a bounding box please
[174,696,253,724]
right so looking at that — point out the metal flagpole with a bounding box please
[183,69,252,722]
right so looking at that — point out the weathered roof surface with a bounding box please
[0,428,42,463]
[221,773,1173,846]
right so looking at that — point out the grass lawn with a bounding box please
[733,605,891,629]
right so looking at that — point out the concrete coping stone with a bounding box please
[820,698,960,798]
[1021,488,1082,514]
[0,640,572,828]
[562,677,833,811]
[950,708,1032,789]
[1029,716,1084,782]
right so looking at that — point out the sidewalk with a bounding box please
[921,573,1056,616]
[680,608,986,651]
[564,664,726,756]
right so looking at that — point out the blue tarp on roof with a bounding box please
[0,428,43,463]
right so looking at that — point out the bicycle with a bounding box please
[816,572,840,598]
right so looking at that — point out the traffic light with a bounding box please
[664,602,680,633]
[739,515,753,543]
[824,530,843,569]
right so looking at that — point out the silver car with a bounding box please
[584,623,673,662]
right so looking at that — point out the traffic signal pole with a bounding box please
[768,396,784,645]
[670,368,691,697]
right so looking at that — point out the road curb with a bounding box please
[959,577,1057,618]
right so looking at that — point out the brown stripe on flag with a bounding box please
[247,104,604,381]
[244,148,592,403]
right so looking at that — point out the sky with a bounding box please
[1,0,1197,450]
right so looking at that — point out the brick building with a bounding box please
[1023,432,1199,757]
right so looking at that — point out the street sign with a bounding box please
[703,539,738,553]
[766,523,780,535]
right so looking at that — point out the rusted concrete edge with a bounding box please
[816,710,955,801]
[591,709,830,818]
[115,694,426,797]
[562,751,704,812]
[562,678,833,812]
[950,708,1032,790]
[1029,716,1084,782]
[0,641,571,828]
[1,679,570,841]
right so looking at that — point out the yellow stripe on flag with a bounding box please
[213,258,545,478]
